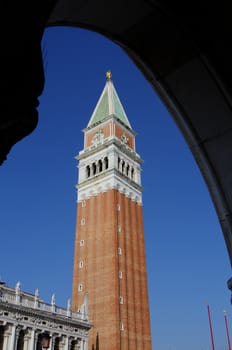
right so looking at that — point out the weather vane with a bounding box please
[106,70,112,80]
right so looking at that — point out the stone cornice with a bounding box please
[78,168,143,193]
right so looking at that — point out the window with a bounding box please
[120,322,124,331]
[118,157,121,169]
[81,200,86,207]
[80,240,85,247]
[119,296,124,304]
[104,157,109,169]
[92,163,97,175]
[126,164,130,176]
[131,167,134,180]
[117,225,121,233]
[118,247,122,255]
[98,159,103,172]
[81,218,85,225]
[122,160,125,174]
[79,261,84,268]
[119,271,123,279]
[78,284,83,292]
[117,204,120,211]
[16,330,25,350]
[86,166,90,178]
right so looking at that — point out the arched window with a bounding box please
[118,157,121,169]
[126,164,130,176]
[36,333,50,350]
[131,167,134,180]
[104,157,109,169]
[54,337,61,350]
[36,335,42,350]
[98,159,103,172]
[86,165,90,178]
[122,160,125,174]
[92,163,97,175]
[70,340,77,350]
[16,330,24,350]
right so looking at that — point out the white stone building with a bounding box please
[0,282,91,349]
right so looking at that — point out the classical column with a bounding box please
[90,164,94,177]
[28,329,36,350]
[2,325,11,350]
[7,324,16,350]
[23,330,31,350]
[48,335,53,350]
[59,335,66,350]
[96,161,100,174]
[82,339,87,350]
[135,166,141,184]
[32,330,39,350]
[48,334,58,350]
[64,336,71,350]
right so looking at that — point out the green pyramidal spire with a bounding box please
[87,71,132,129]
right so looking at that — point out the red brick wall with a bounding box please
[85,123,112,148]
[114,124,134,150]
[72,190,152,350]
[84,120,135,151]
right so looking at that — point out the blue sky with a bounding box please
[0,27,231,350]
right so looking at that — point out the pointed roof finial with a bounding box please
[87,72,132,129]
[106,70,112,80]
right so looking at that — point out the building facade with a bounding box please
[0,281,91,350]
[72,73,152,349]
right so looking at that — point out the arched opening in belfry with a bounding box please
[98,159,103,172]
[118,157,120,170]
[104,157,108,170]
[86,165,90,178]
[92,162,97,175]
[121,160,125,174]
[131,167,134,180]
[126,164,130,177]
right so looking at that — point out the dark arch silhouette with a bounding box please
[1,1,231,295]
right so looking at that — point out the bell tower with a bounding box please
[72,72,152,350]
